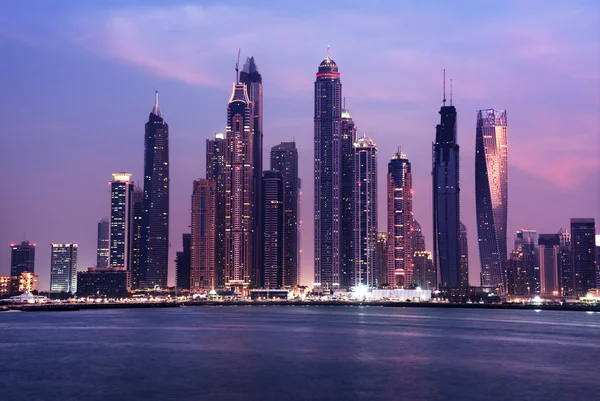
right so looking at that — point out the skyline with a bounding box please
[1,1,599,290]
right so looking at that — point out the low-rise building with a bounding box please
[77,267,130,297]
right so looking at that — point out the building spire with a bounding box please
[235,48,241,84]
[450,78,453,106]
[151,90,162,117]
[327,45,330,58]
[443,69,446,106]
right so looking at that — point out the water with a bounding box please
[1,306,599,401]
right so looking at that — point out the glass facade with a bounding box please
[570,218,596,296]
[50,243,78,293]
[262,170,284,289]
[191,179,216,290]
[206,133,226,288]
[109,173,133,271]
[10,241,36,276]
[96,218,109,268]
[340,109,357,289]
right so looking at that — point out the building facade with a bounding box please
[314,56,342,292]
[475,109,508,293]
[340,108,357,288]
[459,222,469,287]
[375,233,388,288]
[558,228,574,296]
[191,179,216,290]
[413,251,436,290]
[50,243,78,293]
[176,234,191,291]
[130,188,143,289]
[10,241,36,276]
[571,218,596,296]
[77,268,129,297]
[109,173,134,272]
[206,133,226,288]
[96,218,109,268]
[538,234,560,296]
[262,170,284,289]
[515,229,539,294]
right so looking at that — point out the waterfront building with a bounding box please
[375,233,388,288]
[130,188,143,289]
[340,108,357,289]
[314,55,342,292]
[206,133,226,288]
[0,273,37,295]
[10,241,36,276]
[571,218,596,295]
[77,267,129,297]
[224,79,255,292]
[176,234,191,291]
[412,220,426,253]
[558,228,574,296]
[50,243,78,293]
[507,250,534,296]
[191,179,216,290]
[0,276,11,295]
[141,91,169,289]
[270,142,300,287]
[353,134,378,288]
[262,170,284,289]
[413,251,436,290]
[459,222,469,287]
[109,173,134,273]
[475,109,508,293]
[96,218,109,268]
[596,235,600,291]
[515,229,539,294]
[387,151,413,288]
[538,234,560,296]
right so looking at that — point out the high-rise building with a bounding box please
[96,218,109,268]
[224,80,254,293]
[387,151,413,288]
[314,56,342,292]
[191,179,216,290]
[432,90,460,290]
[240,57,263,290]
[262,170,284,289]
[10,241,35,276]
[459,222,469,288]
[353,134,377,288]
[412,220,426,253]
[141,91,169,289]
[340,108,357,289]
[596,235,600,291]
[375,233,388,288]
[130,188,143,289]
[558,228,574,296]
[270,142,300,287]
[538,234,560,296]
[176,234,191,291]
[476,109,508,293]
[109,173,134,274]
[570,218,596,296]
[515,229,539,294]
[507,250,535,296]
[413,251,436,290]
[50,243,78,293]
[206,133,226,288]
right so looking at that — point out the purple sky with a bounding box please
[1,1,599,290]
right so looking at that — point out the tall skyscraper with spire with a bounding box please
[225,73,254,293]
[432,74,461,291]
[476,109,508,293]
[314,54,342,292]
[340,107,357,288]
[206,133,226,288]
[240,57,263,288]
[140,92,169,289]
[353,134,378,288]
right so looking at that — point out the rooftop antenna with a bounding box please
[327,45,330,58]
[443,69,446,106]
[235,48,241,83]
[343,96,346,109]
[450,78,453,106]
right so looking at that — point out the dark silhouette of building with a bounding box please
[206,133,226,288]
[340,108,357,289]
[413,251,436,290]
[476,109,508,293]
[515,230,539,294]
[507,250,535,296]
[412,220,426,253]
[314,55,342,292]
[191,179,216,290]
[538,234,560,296]
[10,241,36,276]
[459,222,469,287]
[176,234,191,290]
[50,243,78,293]
[571,218,596,295]
[375,233,388,288]
[77,267,129,297]
[141,91,169,289]
[558,228,574,296]
[130,188,143,289]
[262,170,284,289]
[96,218,109,268]
[270,142,300,287]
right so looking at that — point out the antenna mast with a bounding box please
[443,69,446,106]
[235,48,241,83]
[450,79,453,106]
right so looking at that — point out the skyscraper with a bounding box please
[515,229,539,294]
[10,241,35,276]
[110,173,134,273]
[570,218,596,296]
[353,134,377,288]
[50,243,78,293]
[191,179,216,290]
[314,55,342,292]
[538,234,560,296]
[130,188,143,289]
[375,233,388,288]
[412,220,426,253]
[141,91,169,289]
[476,109,508,293]
[176,234,191,291]
[96,218,109,268]
[262,170,284,289]
[224,79,254,293]
[387,151,413,288]
[413,251,436,290]
[340,108,357,288]
[558,228,574,296]
[270,142,300,287]
[432,87,460,291]
[240,57,263,290]
[206,133,226,288]
[459,222,469,288]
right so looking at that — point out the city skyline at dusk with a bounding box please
[1,1,599,290]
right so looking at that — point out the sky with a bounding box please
[1,0,599,291]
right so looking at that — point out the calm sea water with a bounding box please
[1,306,599,401]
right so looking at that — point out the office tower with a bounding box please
[340,108,357,288]
[538,234,560,296]
[476,109,508,293]
[262,171,284,289]
[270,142,300,287]
[412,220,426,253]
[571,218,596,295]
[240,57,263,290]
[10,241,35,276]
[176,234,191,290]
[130,188,143,289]
[50,243,78,293]
[515,229,539,294]
[353,134,377,288]
[596,235,600,290]
[558,228,574,296]
[206,133,226,288]
[432,85,460,290]
[77,268,129,297]
[375,233,388,288]
[413,251,436,290]
[459,222,469,288]
[507,250,535,296]
[141,91,170,289]
[96,218,109,268]
[387,151,413,288]
[314,55,342,292]
[110,173,134,273]
[191,179,216,290]
[224,79,254,293]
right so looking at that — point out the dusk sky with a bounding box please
[1,0,599,290]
